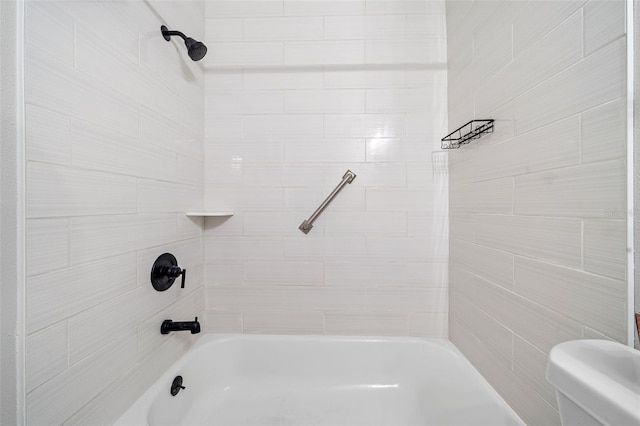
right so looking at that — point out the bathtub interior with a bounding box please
[118,335,523,426]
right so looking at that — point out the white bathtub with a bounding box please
[116,334,523,426]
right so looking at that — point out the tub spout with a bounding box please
[161,317,200,334]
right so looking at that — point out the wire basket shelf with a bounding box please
[441,119,494,149]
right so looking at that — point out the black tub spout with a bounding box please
[161,317,200,334]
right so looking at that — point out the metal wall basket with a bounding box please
[441,119,494,149]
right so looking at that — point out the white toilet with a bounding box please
[546,339,640,426]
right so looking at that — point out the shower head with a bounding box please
[161,25,207,61]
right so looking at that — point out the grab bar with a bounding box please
[299,170,356,234]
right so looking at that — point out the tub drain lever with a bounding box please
[171,376,185,396]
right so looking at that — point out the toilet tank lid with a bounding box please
[546,339,640,426]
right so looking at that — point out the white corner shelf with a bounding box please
[185,211,234,217]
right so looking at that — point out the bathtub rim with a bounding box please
[114,333,524,426]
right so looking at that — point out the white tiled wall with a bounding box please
[446,1,628,424]
[24,1,204,423]
[203,0,449,336]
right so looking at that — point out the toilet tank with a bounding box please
[546,340,640,426]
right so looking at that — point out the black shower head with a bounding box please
[161,25,207,61]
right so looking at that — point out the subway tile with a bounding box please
[515,38,625,133]
[285,186,365,212]
[205,187,285,212]
[407,262,448,287]
[243,260,324,284]
[177,155,204,187]
[205,261,244,286]
[366,0,443,15]
[206,0,284,18]
[366,236,448,261]
[513,0,586,54]
[283,287,367,311]
[204,311,243,333]
[243,212,293,236]
[205,140,284,163]
[284,0,365,16]
[26,322,68,393]
[67,285,175,365]
[27,163,137,218]
[177,215,204,240]
[243,114,324,138]
[243,163,324,187]
[407,312,447,337]
[205,18,243,42]
[514,160,626,218]
[26,333,137,426]
[285,90,365,113]
[324,211,407,235]
[450,239,514,290]
[475,214,582,269]
[243,311,325,334]
[581,99,626,163]
[205,67,243,90]
[325,162,406,187]
[25,104,70,165]
[477,11,583,117]
[449,178,514,215]
[63,339,181,426]
[284,235,367,260]
[366,188,439,213]
[366,88,444,113]
[206,286,284,311]
[26,1,75,66]
[284,139,366,163]
[205,236,284,260]
[203,162,243,190]
[323,67,406,89]
[26,218,69,277]
[366,138,438,163]
[285,41,365,65]
[243,67,324,89]
[325,261,408,286]
[584,0,626,55]
[408,212,448,238]
[463,269,583,355]
[138,180,202,214]
[244,17,323,41]
[140,108,202,160]
[26,254,137,334]
[26,55,139,138]
[70,120,177,181]
[324,312,408,336]
[207,42,284,66]
[450,292,513,361]
[201,212,244,236]
[325,114,406,138]
[583,220,626,280]
[514,256,627,342]
[513,336,558,409]
[206,90,284,115]
[449,213,474,243]
[474,116,581,181]
[75,25,178,121]
[366,40,446,64]
[69,214,177,265]
[324,16,406,40]
[366,287,447,313]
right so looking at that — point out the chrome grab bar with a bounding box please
[299,170,356,234]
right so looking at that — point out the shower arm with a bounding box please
[161,28,187,42]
